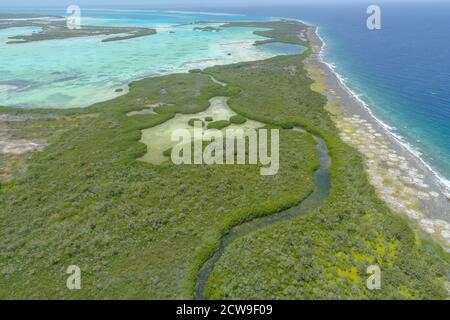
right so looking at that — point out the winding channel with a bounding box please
[195,127,332,299]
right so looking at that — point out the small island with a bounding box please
[193,26,222,32]
[1,16,156,44]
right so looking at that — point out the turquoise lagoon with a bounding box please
[0,11,297,109]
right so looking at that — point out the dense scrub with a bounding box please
[207,120,231,130]
[0,20,447,299]
[223,21,309,47]
[0,70,317,299]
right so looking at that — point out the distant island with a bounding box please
[0,15,156,44]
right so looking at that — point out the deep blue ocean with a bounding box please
[1,2,449,188]
[229,2,450,189]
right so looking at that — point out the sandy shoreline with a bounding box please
[304,26,450,248]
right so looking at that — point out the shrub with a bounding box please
[207,120,231,130]
[229,115,247,124]
[188,118,205,127]
[163,148,172,157]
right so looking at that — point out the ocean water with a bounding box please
[224,3,450,190]
[0,9,276,108]
[0,4,449,190]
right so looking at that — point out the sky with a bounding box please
[0,0,437,8]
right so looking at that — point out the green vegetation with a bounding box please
[162,148,173,157]
[206,120,231,130]
[101,29,156,43]
[222,20,309,47]
[229,115,247,124]
[0,14,60,20]
[204,116,213,122]
[2,18,156,44]
[188,118,205,127]
[0,67,317,299]
[201,22,449,300]
[0,20,447,300]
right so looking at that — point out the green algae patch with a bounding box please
[207,120,231,130]
[188,118,205,127]
[229,115,247,125]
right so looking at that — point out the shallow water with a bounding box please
[194,128,331,299]
[0,12,279,109]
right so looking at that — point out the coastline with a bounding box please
[305,26,450,248]
[314,29,450,195]
[1,16,448,299]
[0,15,275,109]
